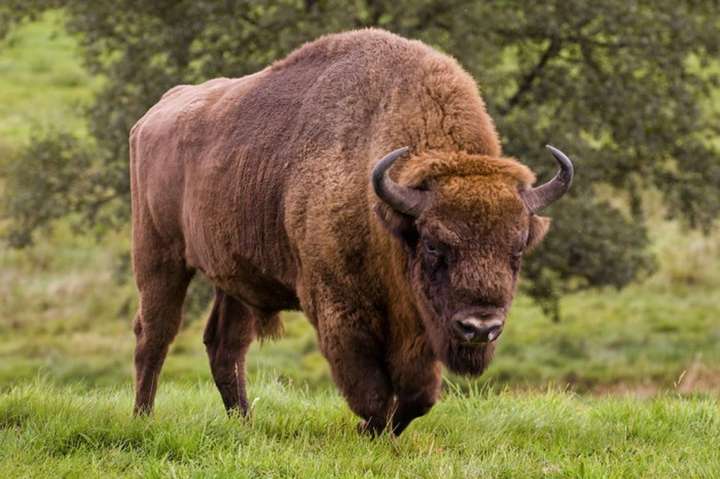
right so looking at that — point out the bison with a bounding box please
[129,28,573,435]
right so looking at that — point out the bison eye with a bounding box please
[422,240,443,257]
[421,239,449,279]
[421,238,447,263]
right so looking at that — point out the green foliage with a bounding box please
[523,197,656,320]
[2,1,720,311]
[1,381,720,477]
[1,131,108,247]
[0,9,94,149]
[0,0,60,39]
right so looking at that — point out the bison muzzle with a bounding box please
[129,29,574,436]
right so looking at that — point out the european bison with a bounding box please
[129,28,573,435]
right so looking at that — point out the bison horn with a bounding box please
[372,146,427,217]
[521,145,574,212]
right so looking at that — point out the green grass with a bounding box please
[0,11,95,155]
[1,381,719,478]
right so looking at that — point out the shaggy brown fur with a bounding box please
[130,29,552,435]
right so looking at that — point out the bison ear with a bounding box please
[526,215,550,252]
[374,204,419,249]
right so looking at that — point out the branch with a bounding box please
[304,0,317,13]
[499,38,561,116]
[406,0,470,35]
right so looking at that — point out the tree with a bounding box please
[2,0,719,317]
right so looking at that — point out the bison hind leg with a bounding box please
[133,262,194,416]
[203,291,263,416]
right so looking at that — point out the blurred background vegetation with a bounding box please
[0,2,719,395]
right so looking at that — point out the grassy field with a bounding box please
[1,12,720,478]
[2,381,719,478]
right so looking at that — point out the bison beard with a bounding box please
[419,295,498,376]
[420,299,497,375]
[445,342,496,376]
[413,260,497,376]
[128,28,573,436]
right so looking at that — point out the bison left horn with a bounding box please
[372,146,428,217]
[521,145,574,212]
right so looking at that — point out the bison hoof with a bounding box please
[357,418,388,437]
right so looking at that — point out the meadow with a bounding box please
[2,381,719,478]
[1,13,719,477]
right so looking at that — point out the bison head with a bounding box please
[373,146,573,375]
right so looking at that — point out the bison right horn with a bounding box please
[520,145,574,212]
[372,147,428,217]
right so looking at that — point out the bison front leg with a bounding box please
[318,323,394,435]
[324,333,440,436]
[388,347,442,435]
[391,378,441,435]
[203,290,255,416]
[332,351,394,436]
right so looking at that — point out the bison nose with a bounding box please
[452,316,504,344]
